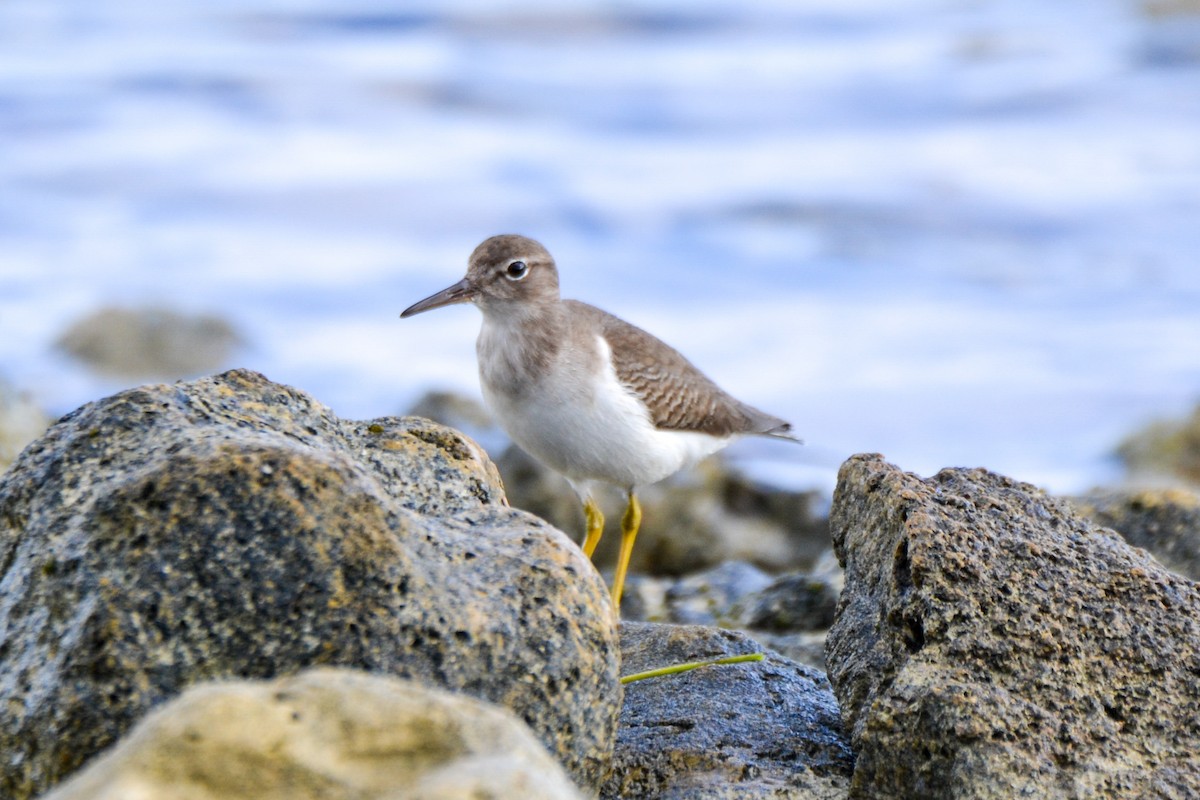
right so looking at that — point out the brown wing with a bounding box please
[566,301,796,439]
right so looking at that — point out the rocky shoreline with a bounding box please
[2,369,1200,798]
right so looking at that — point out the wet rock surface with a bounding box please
[606,622,854,800]
[42,668,585,800]
[827,454,1200,799]
[0,369,620,799]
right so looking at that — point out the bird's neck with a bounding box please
[477,299,566,393]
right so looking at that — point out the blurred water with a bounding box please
[1,0,1199,494]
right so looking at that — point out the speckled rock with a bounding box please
[604,623,854,800]
[42,668,585,800]
[827,454,1200,799]
[0,369,620,800]
[1073,487,1200,581]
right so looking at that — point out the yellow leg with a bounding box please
[611,492,642,611]
[582,496,604,558]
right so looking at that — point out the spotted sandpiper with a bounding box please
[401,234,800,609]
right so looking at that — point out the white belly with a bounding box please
[480,334,729,491]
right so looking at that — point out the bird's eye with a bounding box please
[504,260,529,281]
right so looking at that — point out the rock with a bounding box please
[809,546,846,594]
[734,572,840,633]
[736,630,829,673]
[42,668,584,800]
[722,570,840,672]
[616,560,775,627]
[1072,487,1200,581]
[660,560,775,626]
[406,389,496,433]
[0,380,51,472]
[827,454,1200,799]
[618,561,838,671]
[606,622,854,800]
[54,305,243,379]
[0,369,620,800]
[609,572,672,623]
[496,443,592,542]
[1115,403,1200,487]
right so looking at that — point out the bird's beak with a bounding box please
[400,277,477,318]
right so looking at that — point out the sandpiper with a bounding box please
[401,234,800,609]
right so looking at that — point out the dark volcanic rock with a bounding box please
[826,454,1200,799]
[1073,487,1200,581]
[0,369,620,799]
[606,622,854,800]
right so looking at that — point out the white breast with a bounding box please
[478,326,729,493]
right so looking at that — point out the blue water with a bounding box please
[2,0,1199,494]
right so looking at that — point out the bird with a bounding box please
[401,234,800,610]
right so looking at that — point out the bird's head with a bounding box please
[400,234,561,319]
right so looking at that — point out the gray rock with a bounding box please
[619,562,838,671]
[661,560,775,626]
[405,388,496,433]
[719,571,840,672]
[1072,487,1200,581]
[617,561,773,626]
[42,668,585,800]
[737,630,829,673]
[0,369,620,800]
[808,547,845,595]
[734,572,839,633]
[605,622,854,800]
[827,454,1200,799]
[54,305,244,379]
[611,572,675,623]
